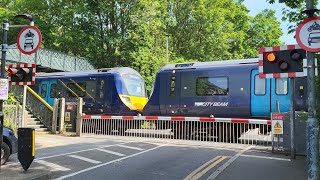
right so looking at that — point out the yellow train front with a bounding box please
[35,67,148,115]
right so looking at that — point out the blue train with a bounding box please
[34,67,148,115]
[141,59,308,141]
[143,59,307,118]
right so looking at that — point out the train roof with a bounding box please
[161,58,259,70]
[36,67,142,79]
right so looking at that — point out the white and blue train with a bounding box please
[34,67,148,115]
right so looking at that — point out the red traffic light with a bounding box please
[8,68,24,80]
[8,68,18,75]
[266,52,276,62]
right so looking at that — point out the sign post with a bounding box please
[0,18,8,172]
[296,1,319,178]
[0,14,39,172]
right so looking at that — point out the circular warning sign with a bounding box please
[296,16,320,52]
[16,26,42,55]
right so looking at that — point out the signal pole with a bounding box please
[303,0,319,179]
[0,18,8,171]
[0,14,35,171]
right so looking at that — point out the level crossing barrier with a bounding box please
[80,115,280,147]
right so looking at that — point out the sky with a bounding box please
[243,0,296,44]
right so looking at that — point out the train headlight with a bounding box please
[122,96,131,103]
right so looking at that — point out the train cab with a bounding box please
[33,67,148,115]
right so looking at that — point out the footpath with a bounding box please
[0,134,77,180]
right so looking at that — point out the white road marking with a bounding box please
[240,154,291,161]
[53,144,166,180]
[36,160,70,171]
[96,148,126,157]
[68,155,101,164]
[206,146,253,180]
[117,144,144,151]
[2,141,146,168]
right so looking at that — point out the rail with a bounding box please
[10,85,53,130]
[80,115,280,146]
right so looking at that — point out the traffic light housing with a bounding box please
[262,49,306,74]
[8,64,36,85]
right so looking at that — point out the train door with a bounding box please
[160,71,181,116]
[271,78,290,113]
[39,80,57,106]
[250,69,271,117]
[251,69,290,117]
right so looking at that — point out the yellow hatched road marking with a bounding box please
[183,156,229,180]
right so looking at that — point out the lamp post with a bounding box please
[0,18,9,171]
[0,14,34,170]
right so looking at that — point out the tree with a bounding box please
[267,0,318,34]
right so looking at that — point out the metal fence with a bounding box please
[10,85,53,130]
[4,44,95,72]
[3,102,21,130]
[80,116,280,146]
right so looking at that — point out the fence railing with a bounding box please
[10,85,53,130]
[80,115,279,146]
[3,102,21,130]
[4,44,95,72]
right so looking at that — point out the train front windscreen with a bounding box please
[118,74,148,112]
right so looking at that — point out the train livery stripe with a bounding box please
[81,115,271,125]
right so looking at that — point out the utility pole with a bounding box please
[303,0,319,179]
[0,18,8,171]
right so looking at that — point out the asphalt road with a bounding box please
[1,134,307,180]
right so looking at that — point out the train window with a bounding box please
[276,78,288,95]
[40,84,47,98]
[254,75,266,95]
[50,83,57,98]
[196,77,228,96]
[86,81,96,98]
[170,76,176,96]
[67,82,86,97]
[99,80,104,98]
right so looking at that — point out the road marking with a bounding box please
[96,148,126,156]
[183,156,222,180]
[240,154,291,161]
[193,156,228,180]
[206,146,253,180]
[36,142,129,160]
[2,141,135,168]
[117,144,144,151]
[68,155,101,164]
[36,160,70,171]
[53,144,166,180]
[184,156,228,180]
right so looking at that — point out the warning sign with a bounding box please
[65,112,71,122]
[271,113,284,134]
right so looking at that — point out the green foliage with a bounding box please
[1,0,284,89]
[267,0,318,34]
[3,92,17,130]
